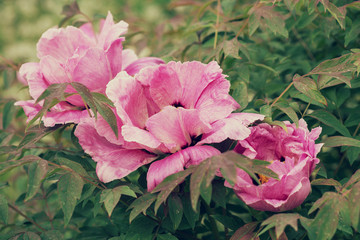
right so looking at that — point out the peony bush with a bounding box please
[1,1,360,240]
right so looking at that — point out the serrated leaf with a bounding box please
[261,213,302,239]
[230,222,259,240]
[308,110,351,137]
[152,168,193,213]
[25,160,49,201]
[293,74,327,106]
[3,100,16,129]
[58,173,84,226]
[168,194,183,230]
[323,136,360,148]
[128,193,156,223]
[0,194,8,224]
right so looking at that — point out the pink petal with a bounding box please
[124,57,165,76]
[121,125,161,149]
[18,62,48,100]
[106,71,149,128]
[37,26,93,62]
[79,22,96,39]
[146,106,211,152]
[72,47,111,92]
[121,49,138,70]
[106,38,124,78]
[199,113,264,145]
[75,118,156,183]
[97,12,128,51]
[94,114,124,145]
[40,55,70,85]
[147,145,220,191]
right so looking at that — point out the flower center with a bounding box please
[172,101,184,108]
[252,173,270,185]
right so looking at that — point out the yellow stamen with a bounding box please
[259,174,270,184]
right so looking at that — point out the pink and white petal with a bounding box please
[146,106,211,152]
[72,47,111,91]
[79,22,96,39]
[94,113,124,145]
[19,62,48,100]
[121,49,138,70]
[40,56,70,84]
[42,108,89,127]
[124,57,165,76]
[195,78,240,123]
[147,145,220,191]
[98,12,128,50]
[37,26,93,62]
[121,125,161,149]
[15,100,41,123]
[105,38,124,78]
[148,64,182,108]
[106,71,149,128]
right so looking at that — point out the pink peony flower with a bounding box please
[75,61,264,191]
[16,12,163,127]
[229,119,323,212]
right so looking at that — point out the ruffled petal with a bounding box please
[106,71,149,128]
[199,113,264,145]
[75,118,156,183]
[147,145,220,191]
[18,62,48,100]
[37,26,93,62]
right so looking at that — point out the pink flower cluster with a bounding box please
[17,12,323,212]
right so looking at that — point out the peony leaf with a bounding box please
[223,38,242,59]
[128,193,156,223]
[0,155,40,175]
[320,0,346,29]
[274,102,299,127]
[70,82,97,118]
[311,178,342,190]
[100,186,135,217]
[93,99,118,138]
[230,222,259,240]
[323,136,360,148]
[41,230,64,240]
[232,81,248,110]
[25,159,49,201]
[260,213,302,239]
[0,194,8,225]
[308,110,351,137]
[92,92,115,107]
[19,124,62,150]
[2,100,16,129]
[58,173,84,226]
[168,194,183,230]
[343,168,360,190]
[182,193,200,229]
[349,181,360,231]
[293,74,327,106]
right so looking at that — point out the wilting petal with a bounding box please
[199,113,264,145]
[72,47,111,91]
[106,71,149,128]
[37,26,93,62]
[75,118,156,183]
[146,106,211,152]
[19,62,48,100]
[147,145,220,191]
[97,11,128,51]
[124,57,165,76]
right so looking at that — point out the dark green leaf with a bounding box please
[58,173,84,226]
[308,110,351,137]
[232,81,248,110]
[94,100,118,138]
[157,234,179,240]
[128,193,156,223]
[0,194,8,224]
[25,159,48,201]
[125,216,157,240]
[18,124,62,150]
[182,193,200,229]
[3,100,16,129]
[56,155,89,177]
[40,231,63,240]
[168,194,183,230]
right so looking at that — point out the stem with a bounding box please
[203,199,221,240]
[8,203,46,232]
[271,82,294,107]
[302,100,312,118]
[213,0,221,50]
[353,122,360,136]
[0,55,19,70]
[235,18,249,39]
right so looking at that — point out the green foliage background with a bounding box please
[1,0,360,239]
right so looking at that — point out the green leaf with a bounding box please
[323,136,360,148]
[261,214,302,239]
[308,110,351,137]
[349,181,360,231]
[100,186,136,217]
[200,179,212,205]
[345,18,360,47]
[3,100,16,129]
[311,178,342,190]
[152,168,193,213]
[125,216,157,240]
[18,124,62,150]
[293,74,327,106]
[0,155,40,175]
[70,82,97,118]
[182,193,200,229]
[61,1,80,17]
[40,230,64,240]
[248,12,260,36]
[18,232,41,240]
[0,194,8,224]
[223,38,241,59]
[343,169,360,189]
[56,155,89,177]
[91,92,115,107]
[274,102,299,127]
[157,234,179,240]
[232,81,248,110]
[94,100,118,138]
[128,193,156,223]
[230,222,258,240]
[212,181,226,208]
[25,159,49,201]
[168,194,183,230]
[320,0,346,29]
[57,173,84,226]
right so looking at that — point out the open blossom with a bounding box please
[229,119,323,212]
[75,61,264,191]
[15,12,163,127]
